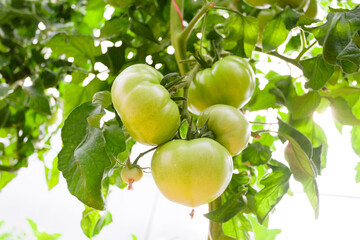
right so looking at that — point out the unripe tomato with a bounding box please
[244,0,275,8]
[151,139,233,207]
[111,64,180,145]
[257,9,277,45]
[276,0,309,9]
[188,56,255,115]
[121,165,143,190]
[304,0,317,19]
[197,104,251,156]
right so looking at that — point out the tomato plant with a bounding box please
[188,55,256,115]
[151,138,233,207]
[111,64,180,145]
[1,0,360,239]
[197,104,251,156]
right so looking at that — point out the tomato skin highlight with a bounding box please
[188,56,255,115]
[151,138,233,207]
[197,104,251,156]
[111,64,180,145]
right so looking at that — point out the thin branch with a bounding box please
[133,146,158,165]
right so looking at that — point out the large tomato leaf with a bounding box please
[337,32,360,73]
[46,33,101,67]
[222,14,258,58]
[254,160,291,224]
[81,206,112,239]
[300,55,334,90]
[58,102,112,210]
[278,118,313,160]
[284,139,319,218]
[262,8,299,52]
[291,91,321,120]
[308,7,360,72]
[328,97,360,126]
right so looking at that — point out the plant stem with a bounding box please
[208,197,236,240]
[171,0,214,74]
[255,46,303,70]
[133,146,158,165]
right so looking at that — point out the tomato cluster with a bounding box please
[111,55,254,207]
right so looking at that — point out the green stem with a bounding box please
[171,1,214,74]
[255,46,303,70]
[208,197,236,240]
[133,146,158,165]
[181,64,200,124]
[295,40,317,61]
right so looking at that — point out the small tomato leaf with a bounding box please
[254,160,291,224]
[204,197,247,223]
[81,206,112,239]
[241,142,272,166]
[300,55,334,90]
[102,123,126,157]
[87,112,105,128]
[93,91,112,108]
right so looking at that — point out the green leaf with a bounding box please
[83,0,106,29]
[81,206,112,239]
[278,118,313,159]
[129,18,158,44]
[284,141,319,218]
[292,91,321,120]
[300,55,334,90]
[92,91,112,108]
[204,197,247,223]
[351,126,360,158]
[223,14,258,58]
[58,102,113,210]
[309,8,360,70]
[255,160,291,224]
[223,213,252,240]
[23,87,51,115]
[44,157,60,191]
[355,162,360,183]
[262,8,300,52]
[100,17,130,38]
[27,219,61,240]
[248,215,282,240]
[329,97,360,126]
[87,112,105,128]
[102,123,126,157]
[241,142,272,166]
[46,33,101,67]
[63,78,108,117]
[337,31,360,73]
[0,171,17,191]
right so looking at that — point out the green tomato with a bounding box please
[276,0,309,9]
[244,0,275,8]
[151,138,233,207]
[188,56,255,115]
[111,64,180,145]
[197,104,251,156]
[304,0,317,19]
[121,165,143,190]
[104,0,135,8]
[257,9,277,45]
